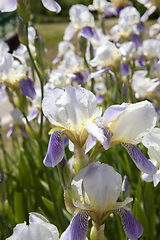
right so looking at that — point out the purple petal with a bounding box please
[43,131,64,167]
[116,208,143,240]
[63,135,69,147]
[137,23,147,34]
[60,210,89,240]
[97,95,104,104]
[130,34,142,48]
[135,55,146,69]
[122,175,130,198]
[85,134,96,154]
[6,124,14,138]
[22,125,30,138]
[19,78,36,100]
[90,67,110,79]
[122,143,157,175]
[121,62,130,77]
[71,72,85,84]
[27,108,38,122]
[86,121,113,150]
[103,104,127,123]
[0,0,17,12]
[63,24,77,41]
[80,27,94,39]
[52,55,61,64]
[41,0,61,13]
[141,6,156,22]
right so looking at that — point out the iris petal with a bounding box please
[116,208,143,240]
[60,210,89,240]
[122,143,157,175]
[43,131,64,167]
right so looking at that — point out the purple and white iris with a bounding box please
[0,0,61,13]
[42,85,102,167]
[86,100,158,175]
[61,162,143,240]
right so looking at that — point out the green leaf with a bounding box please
[41,196,55,216]
[144,183,155,238]
[133,198,151,238]
[14,191,26,223]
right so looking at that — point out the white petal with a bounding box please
[110,101,157,144]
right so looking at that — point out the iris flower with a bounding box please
[0,0,61,13]
[86,100,158,175]
[61,162,143,240]
[42,85,102,168]
[6,212,59,240]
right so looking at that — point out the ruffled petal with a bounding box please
[41,0,61,13]
[122,143,157,175]
[60,210,89,240]
[116,208,143,240]
[43,131,64,167]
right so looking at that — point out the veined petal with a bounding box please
[41,0,61,13]
[122,143,157,175]
[116,208,143,240]
[85,120,113,150]
[43,131,64,167]
[60,210,89,240]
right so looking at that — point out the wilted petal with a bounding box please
[122,143,157,175]
[85,120,113,150]
[43,131,64,167]
[60,210,89,240]
[19,78,36,100]
[41,0,61,13]
[0,0,17,12]
[116,208,143,240]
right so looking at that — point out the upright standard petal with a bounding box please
[122,143,157,175]
[41,0,61,13]
[43,131,64,167]
[110,101,157,145]
[0,0,17,12]
[60,210,89,240]
[116,208,143,240]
